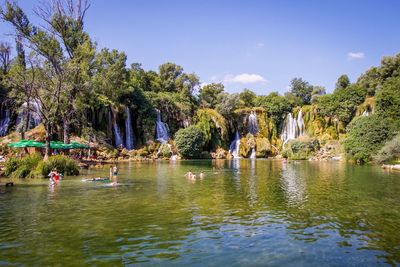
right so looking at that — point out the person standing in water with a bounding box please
[112,165,118,176]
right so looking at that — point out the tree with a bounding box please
[199,83,224,108]
[215,92,240,119]
[335,74,350,91]
[289,77,313,105]
[93,48,128,105]
[174,126,205,159]
[344,115,395,163]
[310,86,326,103]
[317,84,366,125]
[158,62,199,96]
[1,1,66,158]
[256,92,292,125]
[239,88,257,108]
[375,76,400,121]
[0,42,11,75]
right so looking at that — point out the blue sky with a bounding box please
[1,0,400,94]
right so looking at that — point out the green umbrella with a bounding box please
[69,142,89,149]
[50,141,69,150]
[8,140,45,148]
[50,141,89,150]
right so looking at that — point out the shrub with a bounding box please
[10,153,42,178]
[282,138,320,160]
[4,157,19,177]
[344,115,395,163]
[4,154,79,178]
[375,76,400,121]
[174,126,205,159]
[374,134,400,164]
[38,155,79,177]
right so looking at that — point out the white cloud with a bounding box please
[224,73,268,84]
[256,42,265,47]
[348,52,365,59]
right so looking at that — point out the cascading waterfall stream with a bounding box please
[16,101,42,130]
[250,148,256,159]
[125,107,134,150]
[248,111,259,135]
[281,109,305,146]
[248,111,259,158]
[155,109,170,144]
[229,131,241,158]
[110,108,123,148]
[0,109,11,137]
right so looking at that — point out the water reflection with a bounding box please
[0,160,400,266]
[280,162,307,208]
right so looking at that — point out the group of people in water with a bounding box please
[185,170,205,180]
[50,165,120,186]
[82,165,119,186]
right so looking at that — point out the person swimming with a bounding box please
[82,177,110,182]
[185,170,196,180]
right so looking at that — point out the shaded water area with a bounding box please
[1,160,400,266]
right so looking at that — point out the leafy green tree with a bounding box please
[256,92,292,125]
[357,67,381,96]
[158,62,199,96]
[344,115,395,163]
[199,83,224,108]
[216,93,240,117]
[1,1,67,157]
[284,92,303,107]
[357,53,400,96]
[289,77,313,104]
[317,84,366,124]
[375,76,400,121]
[174,126,205,159]
[239,88,257,108]
[335,74,350,91]
[310,86,326,103]
[93,48,128,105]
[373,134,400,164]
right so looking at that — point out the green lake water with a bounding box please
[1,160,400,266]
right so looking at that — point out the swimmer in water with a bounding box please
[185,170,193,179]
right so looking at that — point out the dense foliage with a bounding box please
[4,154,79,178]
[174,126,205,159]
[0,1,399,162]
[374,134,400,164]
[344,115,395,163]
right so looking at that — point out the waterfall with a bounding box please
[155,109,170,144]
[110,109,123,148]
[125,107,134,150]
[281,110,305,146]
[17,101,42,129]
[229,131,241,158]
[250,148,256,159]
[248,111,259,135]
[0,109,10,137]
[297,109,304,136]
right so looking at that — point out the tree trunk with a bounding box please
[44,124,51,161]
[63,118,70,155]
[20,102,31,140]
[63,118,70,144]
